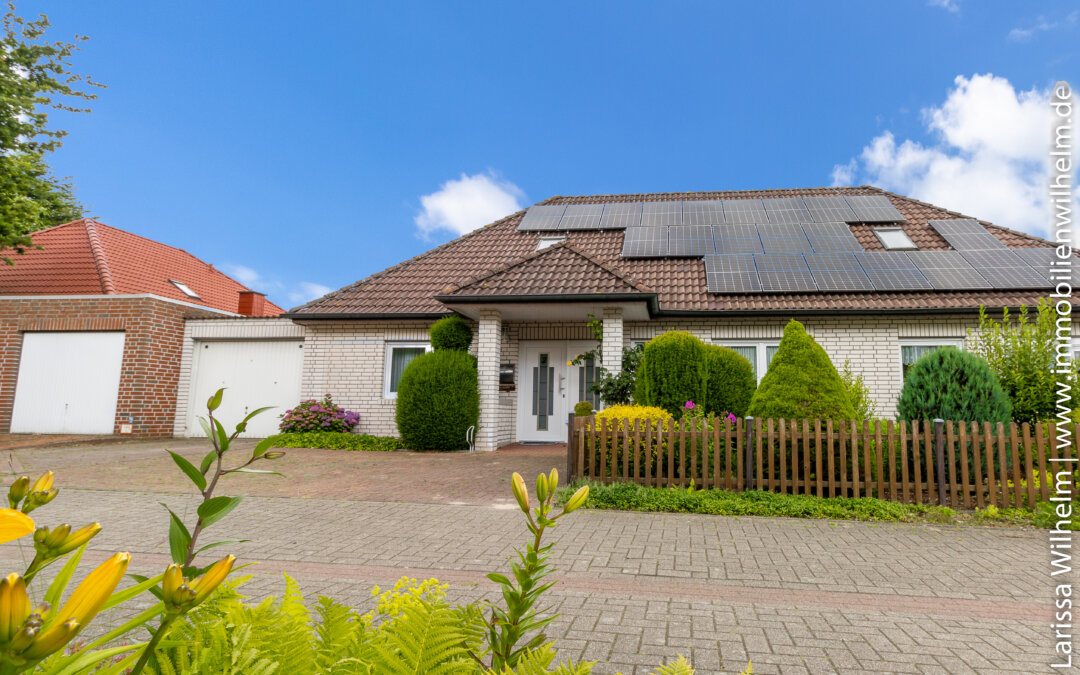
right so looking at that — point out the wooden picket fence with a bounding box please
[566,414,1079,509]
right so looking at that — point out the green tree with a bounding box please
[747,319,855,421]
[633,331,708,417]
[1,1,102,258]
[967,301,1079,424]
[702,344,755,417]
[896,347,1011,423]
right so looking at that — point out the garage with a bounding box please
[11,332,126,434]
[186,339,304,438]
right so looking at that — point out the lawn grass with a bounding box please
[555,480,1077,529]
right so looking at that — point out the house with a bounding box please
[0,219,286,437]
[280,186,1074,451]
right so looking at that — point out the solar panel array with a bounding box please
[668,226,716,256]
[928,219,1007,251]
[703,250,1050,294]
[518,195,907,231]
[1012,248,1080,287]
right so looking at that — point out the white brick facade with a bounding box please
[476,310,502,451]
[601,307,624,374]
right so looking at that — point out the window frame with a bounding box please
[713,340,781,383]
[536,236,567,251]
[383,341,432,399]
[873,227,917,251]
[898,338,963,382]
[169,279,201,299]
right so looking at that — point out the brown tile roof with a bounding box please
[292,186,1061,317]
[0,219,284,316]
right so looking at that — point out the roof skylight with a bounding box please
[873,228,917,251]
[170,279,201,299]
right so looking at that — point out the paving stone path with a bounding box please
[0,440,1069,673]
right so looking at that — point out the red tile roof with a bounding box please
[0,219,283,316]
[291,186,1063,317]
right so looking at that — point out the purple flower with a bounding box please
[684,401,695,411]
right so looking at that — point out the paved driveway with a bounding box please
[0,439,1067,674]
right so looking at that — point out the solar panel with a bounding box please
[762,197,812,225]
[517,205,566,231]
[854,252,933,290]
[753,254,817,292]
[721,199,769,224]
[667,225,715,257]
[641,201,684,227]
[957,250,1050,289]
[905,251,992,290]
[758,224,814,254]
[599,202,643,229]
[803,196,859,223]
[682,200,725,225]
[558,204,604,230]
[844,195,905,222]
[928,219,1007,250]
[801,222,863,252]
[804,253,873,291]
[620,226,668,258]
[712,224,764,254]
[1012,248,1080,287]
[704,255,761,293]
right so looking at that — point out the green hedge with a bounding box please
[703,345,755,417]
[634,331,707,416]
[897,347,1012,423]
[395,350,479,450]
[266,432,405,451]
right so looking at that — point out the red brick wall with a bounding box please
[0,297,218,437]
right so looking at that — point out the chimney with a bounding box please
[237,291,266,316]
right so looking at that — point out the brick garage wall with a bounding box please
[0,297,217,437]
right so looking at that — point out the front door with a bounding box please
[517,341,603,442]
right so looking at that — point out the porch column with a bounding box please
[476,309,502,451]
[601,307,624,374]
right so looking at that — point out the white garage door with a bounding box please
[187,340,304,438]
[11,332,126,434]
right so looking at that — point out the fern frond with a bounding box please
[650,656,694,675]
[365,598,475,675]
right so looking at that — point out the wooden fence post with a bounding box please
[934,418,946,506]
[744,417,755,491]
[567,413,576,479]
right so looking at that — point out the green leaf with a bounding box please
[197,495,243,527]
[80,603,164,651]
[212,417,230,453]
[44,642,147,675]
[102,572,165,611]
[163,505,191,565]
[195,539,249,555]
[200,448,217,474]
[228,468,282,476]
[487,573,512,586]
[198,416,213,440]
[125,573,163,601]
[252,437,275,458]
[242,406,274,424]
[43,543,86,610]
[167,451,207,491]
[207,387,225,411]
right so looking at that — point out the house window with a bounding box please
[874,227,917,251]
[169,280,201,299]
[536,236,566,251]
[384,342,431,398]
[899,340,963,381]
[716,342,780,382]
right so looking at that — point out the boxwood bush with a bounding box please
[633,331,707,416]
[395,350,479,450]
[897,346,1011,423]
[747,319,854,421]
[703,344,755,417]
[429,315,473,352]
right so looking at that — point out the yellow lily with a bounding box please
[189,555,235,606]
[28,473,53,495]
[511,472,529,513]
[0,509,34,545]
[43,551,130,641]
[0,573,31,643]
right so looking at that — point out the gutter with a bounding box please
[434,292,661,316]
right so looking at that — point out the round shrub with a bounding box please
[429,315,473,352]
[279,395,359,433]
[395,351,479,450]
[634,331,708,417]
[573,400,594,417]
[897,347,1011,423]
[747,320,855,421]
[703,345,756,418]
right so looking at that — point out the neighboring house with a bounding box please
[284,186,1076,451]
[0,219,286,437]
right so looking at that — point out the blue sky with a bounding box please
[25,1,1080,308]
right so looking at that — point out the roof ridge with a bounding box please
[82,219,117,294]
[537,185,869,205]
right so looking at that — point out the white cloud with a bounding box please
[831,73,1076,239]
[287,282,332,305]
[415,171,525,239]
[222,263,330,307]
[1008,10,1078,42]
[927,0,959,13]
[222,263,260,287]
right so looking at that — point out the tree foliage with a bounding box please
[633,331,707,417]
[702,345,755,417]
[747,319,854,421]
[1,2,103,256]
[839,360,878,421]
[967,301,1079,424]
[395,350,479,451]
[896,347,1012,423]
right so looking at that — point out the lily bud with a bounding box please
[189,555,236,607]
[21,618,78,660]
[535,474,548,504]
[510,473,529,513]
[42,524,70,551]
[28,473,53,495]
[54,524,101,556]
[22,488,58,515]
[562,485,590,514]
[263,451,286,460]
[0,573,31,643]
[50,552,130,635]
[7,477,29,509]
[548,468,559,495]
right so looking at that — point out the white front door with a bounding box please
[517,341,603,443]
[11,332,125,434]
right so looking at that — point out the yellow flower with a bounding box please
[510,472,529,513]
[55,523,101,555]
[189,555,235,606]
[562,485,589,514]
[28,472,53,494]
[0,573,31,643]
[50,552,130,630]
[0,509,35,545]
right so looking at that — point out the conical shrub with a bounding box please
[633,331,707,416]
[896,347,1011,423]
[747,319,854,421]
